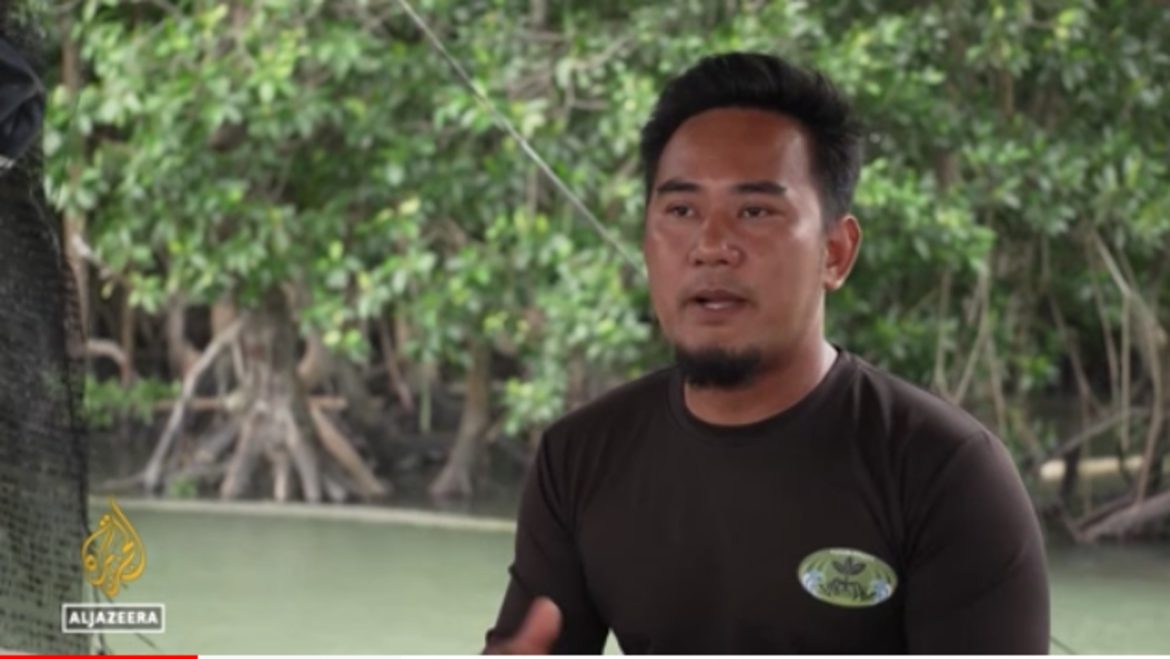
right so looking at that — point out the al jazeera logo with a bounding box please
[62,498,164,634]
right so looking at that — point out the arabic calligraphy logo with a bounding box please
[81,498,146,598]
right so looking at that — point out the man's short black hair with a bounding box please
[639,52,863,224]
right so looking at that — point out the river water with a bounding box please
[96,504,1168,655]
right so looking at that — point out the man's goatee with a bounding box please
[674,345,764,389]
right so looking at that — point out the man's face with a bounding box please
[643,107,848,376]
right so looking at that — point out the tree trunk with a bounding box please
[221,287,322,501]
[220,405,264,499]
[211,288,393,502]
[298,329,395,473]
[60,11,88,333]
[429,343,492,500]
[165,294,198,378]
[334,351,382,433]
[377,317,415,414]
[1060,446,1082,509]
[210,298,238,399]
[1081,488,1170,541]
[398,316,439,433]
[565,354,588,411]
[119,293,136,383]
[1148,450,1164,493]
[297,331,330,391]
[143,318,244,495]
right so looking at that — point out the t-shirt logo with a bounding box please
[797,548,897,607]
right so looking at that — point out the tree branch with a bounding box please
[143,317,245,494]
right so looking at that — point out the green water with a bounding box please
[100,508,1168,655]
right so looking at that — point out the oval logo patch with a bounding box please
[797,548,897,607]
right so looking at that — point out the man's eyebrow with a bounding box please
[733,180,787,195]
[653,179,789,196]
[654,178,701,195]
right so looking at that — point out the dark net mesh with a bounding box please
[0,5,91,654]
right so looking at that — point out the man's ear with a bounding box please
[823,214,861,291]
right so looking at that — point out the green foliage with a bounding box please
[48,0,1170,445]
[167,475,200,499]
[83,376,179,429]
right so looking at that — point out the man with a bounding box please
[485,52,1049,654]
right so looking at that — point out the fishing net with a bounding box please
[0,6,91,655]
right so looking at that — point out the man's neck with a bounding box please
[683,338,838,427]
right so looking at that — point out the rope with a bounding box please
[1051,634,1078,655]
[391,0,643,276]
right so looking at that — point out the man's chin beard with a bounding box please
[674,345,765,390]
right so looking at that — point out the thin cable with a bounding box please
[391,0,644,276]
[1050,634,1078,655]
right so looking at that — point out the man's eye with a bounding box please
[740,206,772,219]
[665,205,693,218]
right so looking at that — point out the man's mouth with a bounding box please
[689,289,749,311]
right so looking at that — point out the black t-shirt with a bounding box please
[487,349,1049,653]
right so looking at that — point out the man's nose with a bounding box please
[690,214,743,267]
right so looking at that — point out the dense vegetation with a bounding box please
[44,0,1169,541]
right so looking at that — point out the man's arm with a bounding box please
[485,433,608,654]
[903,430,1050,653]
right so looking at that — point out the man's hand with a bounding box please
[485,597,562,654]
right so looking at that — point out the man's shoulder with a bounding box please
[844,353,1025,516]
[845,352,990,450]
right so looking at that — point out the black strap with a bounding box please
[0,36,44,167]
